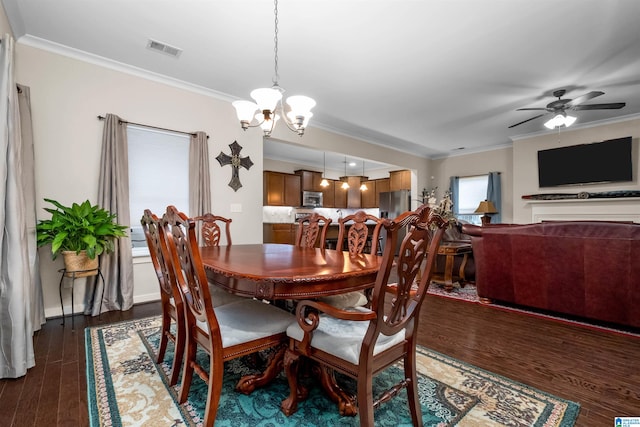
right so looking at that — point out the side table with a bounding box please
[58,267,105,329]
[431,242,473,292]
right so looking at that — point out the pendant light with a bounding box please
[231,0,315,137]
[359,161,368,191]
[320,152,329,187]
[341,156,350,190]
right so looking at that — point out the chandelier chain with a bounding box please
[272,0,280,86]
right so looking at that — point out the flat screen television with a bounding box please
[537,136,633,187]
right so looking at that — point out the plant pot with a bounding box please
[62,250,99,277]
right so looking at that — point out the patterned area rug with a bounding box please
[86,316,580,426]
[428,282,640,338]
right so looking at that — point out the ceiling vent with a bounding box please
[146,39,182,58]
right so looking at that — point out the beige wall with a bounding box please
[431,147,513,223]
[512,117,640,223]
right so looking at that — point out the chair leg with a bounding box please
[405,352,423,427]
[357,374,374,426]
[203,352,224,427]
[157,311,171,364]
[169,319,186,387]
[281,348,307,416]
[178,338,197,404]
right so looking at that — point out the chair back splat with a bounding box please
[336,210,384,256]
[282,204,449,426]
[295,212,332,249]
[194,213,232,247]
[140,209,185,387]
[163,205,294,427]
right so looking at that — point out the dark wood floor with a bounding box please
[1,295,638,426]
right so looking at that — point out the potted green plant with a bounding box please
[36,198,128,276]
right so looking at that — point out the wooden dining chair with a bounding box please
[194,212,244,306]
[140,209,185,387]
[162,205,295,427]
[194,213,232,246]
[281,205,449,426]
[319,211,385,309]
[295,212,332,249]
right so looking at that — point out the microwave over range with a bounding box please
[302,191,323,208]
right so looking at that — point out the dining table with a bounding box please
[199,243,382,301]
[199,243,383,410]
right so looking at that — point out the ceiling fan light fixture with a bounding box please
[544,113,576,129]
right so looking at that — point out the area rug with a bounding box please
[427,282,640,338]
[86,316,579,426]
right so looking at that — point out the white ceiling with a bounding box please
[4,0,640,168]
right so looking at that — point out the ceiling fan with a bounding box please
[508,89,626,129]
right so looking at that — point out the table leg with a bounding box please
[236,344,286,394]
[457,253,469,288]
[443,253,455,292]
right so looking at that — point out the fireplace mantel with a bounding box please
[524,197,640,223]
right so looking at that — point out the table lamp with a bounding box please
[474,200,498,225]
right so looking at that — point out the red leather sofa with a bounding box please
[462,221,640,328]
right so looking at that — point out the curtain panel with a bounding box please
[0,35,45,379]
[96,114,134,314]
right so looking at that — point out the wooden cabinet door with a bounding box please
[375,178,390,206]
[390,170,411,191]
[267,223,296,244]
[264,171,300,206]
[264,171,284,206]
[360,180,376,208]
[322,180,335,208]
[284,173,301,207]
[295,170,323,192]
[334,182,348,208]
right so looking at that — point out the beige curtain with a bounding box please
[0,35,45,379]
[189,131,211,216]
[95,114,134,314]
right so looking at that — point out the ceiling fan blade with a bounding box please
[516,108,550,111]
[508,113,546,128]
[565,91,604,107]
[573,102,626,110]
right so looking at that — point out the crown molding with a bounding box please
[16,34,237,103]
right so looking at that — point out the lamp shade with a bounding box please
[474,200,498,214]
[232,100,259,122]
[250,87,283,112]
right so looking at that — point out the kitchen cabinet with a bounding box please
[360,179,376,208]
[263,171,301,206]
[375,178,390,206]
[295,170,323,192]
[390,170,411,191]
[263,223,297,244]
[333,181,348,208]
[322,179,335,208]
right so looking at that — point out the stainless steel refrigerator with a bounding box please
[378,190,411,255]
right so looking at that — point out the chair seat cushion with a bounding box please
[209,283,247,307]
[196,299,294,348]
[286,307,405,365]
[317,291,368,309]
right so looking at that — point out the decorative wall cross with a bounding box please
[216,140,253,192]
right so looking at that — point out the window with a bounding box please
[127,125,189,255]
[456,175,488,225]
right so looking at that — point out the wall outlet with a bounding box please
[230,203,242,213]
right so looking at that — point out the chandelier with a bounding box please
[232,0,315,137]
